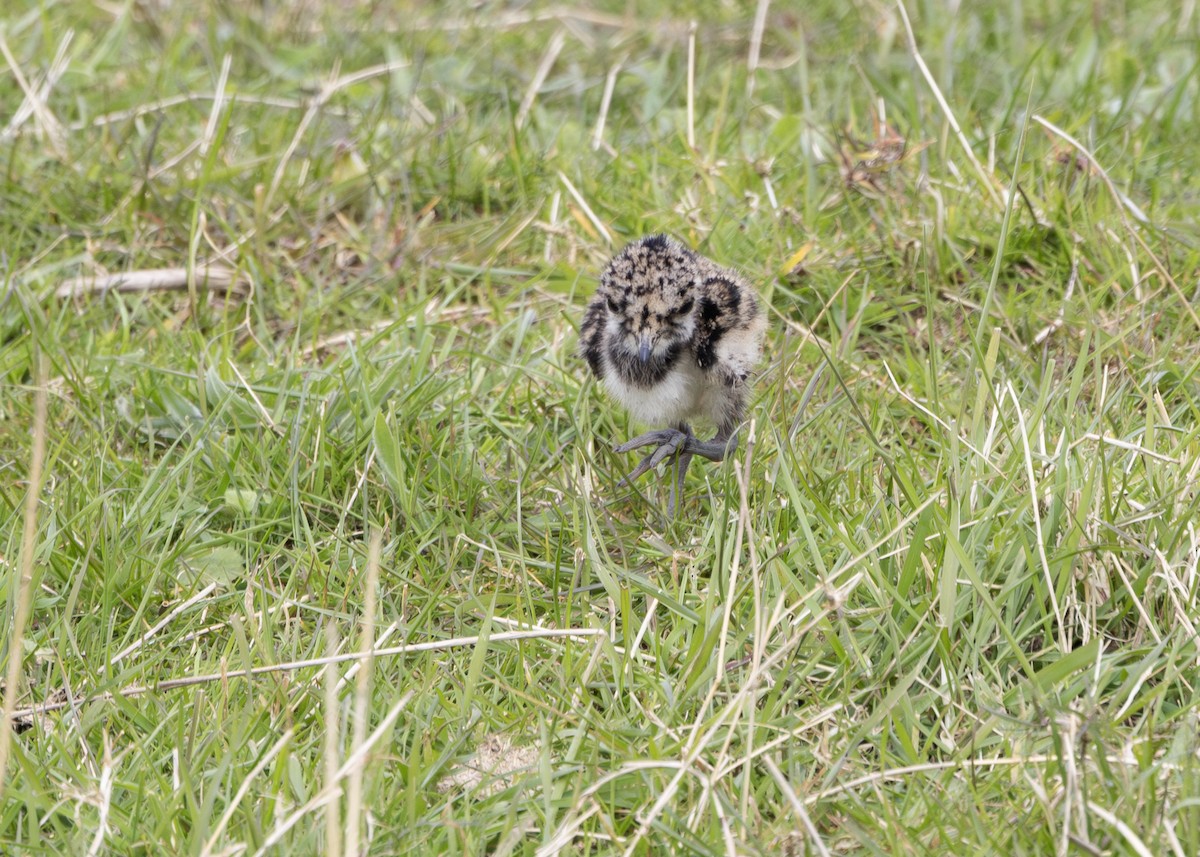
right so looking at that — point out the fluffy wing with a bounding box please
[693,272,747,373]
[579,297,608,379]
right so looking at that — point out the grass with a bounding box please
[2,0,1199,853]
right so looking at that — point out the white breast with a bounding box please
[602,357,706,428]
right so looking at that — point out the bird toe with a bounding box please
[613,427,685,453]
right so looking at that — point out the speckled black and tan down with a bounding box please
[580,235,766,435]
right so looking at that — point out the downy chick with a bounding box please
[580,234,766,514]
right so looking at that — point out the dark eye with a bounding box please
[677,297,694,315]
[606,296,620,313]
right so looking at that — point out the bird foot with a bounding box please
[613,428,737,517]
[614,428,692,483]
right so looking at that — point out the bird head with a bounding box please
[598,235,699,364]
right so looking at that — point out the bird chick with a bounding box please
[580,235,767,514]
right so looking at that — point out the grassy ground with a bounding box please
[3,0,1199,853]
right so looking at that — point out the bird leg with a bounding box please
[668,451,694,517]
[614,424,738,515]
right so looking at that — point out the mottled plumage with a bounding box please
[581,234,766,513]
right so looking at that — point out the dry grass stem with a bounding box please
[0,354,48,803]
[9,629,605,722]
[343,529,381,856]
[56,266,248,299]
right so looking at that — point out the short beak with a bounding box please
[637,337,652,363]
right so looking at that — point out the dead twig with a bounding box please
[55,266,249,299]
[9,628,605,723]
